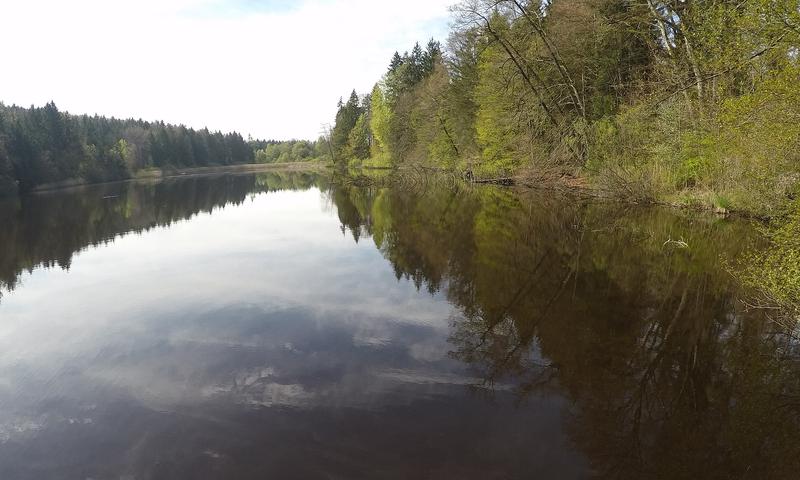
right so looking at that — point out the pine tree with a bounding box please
[410,42,425,84]
[389,52,403,73]
[421,39,441,77]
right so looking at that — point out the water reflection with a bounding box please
[0,172,320,296]
[328,182,800,479]
[0,173,797,479]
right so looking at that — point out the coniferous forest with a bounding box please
[0,102,256,195]
[0,103,325,196]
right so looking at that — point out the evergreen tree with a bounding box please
[348,114,371,160]
[421,38,441,77]
[330,90,364,161]
[409,42,425,84]
[389,52,403,73]
[0,101,281,196]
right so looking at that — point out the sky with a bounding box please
[0,0,453,140]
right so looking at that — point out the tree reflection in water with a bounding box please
[1,173,797,478]
[330,181,800,479]
[0,172,322,297]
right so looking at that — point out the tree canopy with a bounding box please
[0,103,328,196]
[325,1,800,217]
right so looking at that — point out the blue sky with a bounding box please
[0,0,453,140]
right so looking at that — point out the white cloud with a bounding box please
[0,0,453,139]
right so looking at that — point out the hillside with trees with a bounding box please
[0,102,258,195]
[0,103,326,197]
[327,0,800,218]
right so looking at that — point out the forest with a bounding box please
[0,102,322,196]
[5,1,798,217]
[326,0,800,218]
[4,2,800,313]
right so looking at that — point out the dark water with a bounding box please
[0,172,798,479]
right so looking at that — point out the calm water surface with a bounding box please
[0,172,798,479]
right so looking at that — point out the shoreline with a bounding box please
[17,161,774,222]
[342,166,770,222]
[26,162,328,196]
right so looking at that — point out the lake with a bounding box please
[0,172,798,479]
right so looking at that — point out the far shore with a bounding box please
[27,161,328,195]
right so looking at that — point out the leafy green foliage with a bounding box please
[741,204,800,319]
[254,140,317,164]
[321,0,799,219]
[346,114,371,161]
[368,83,392,166]
[331,90,366,162]
[328,39,444,167]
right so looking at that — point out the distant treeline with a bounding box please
[0,102,323,196]
[326,0,800,217]
[251,139,325,164]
